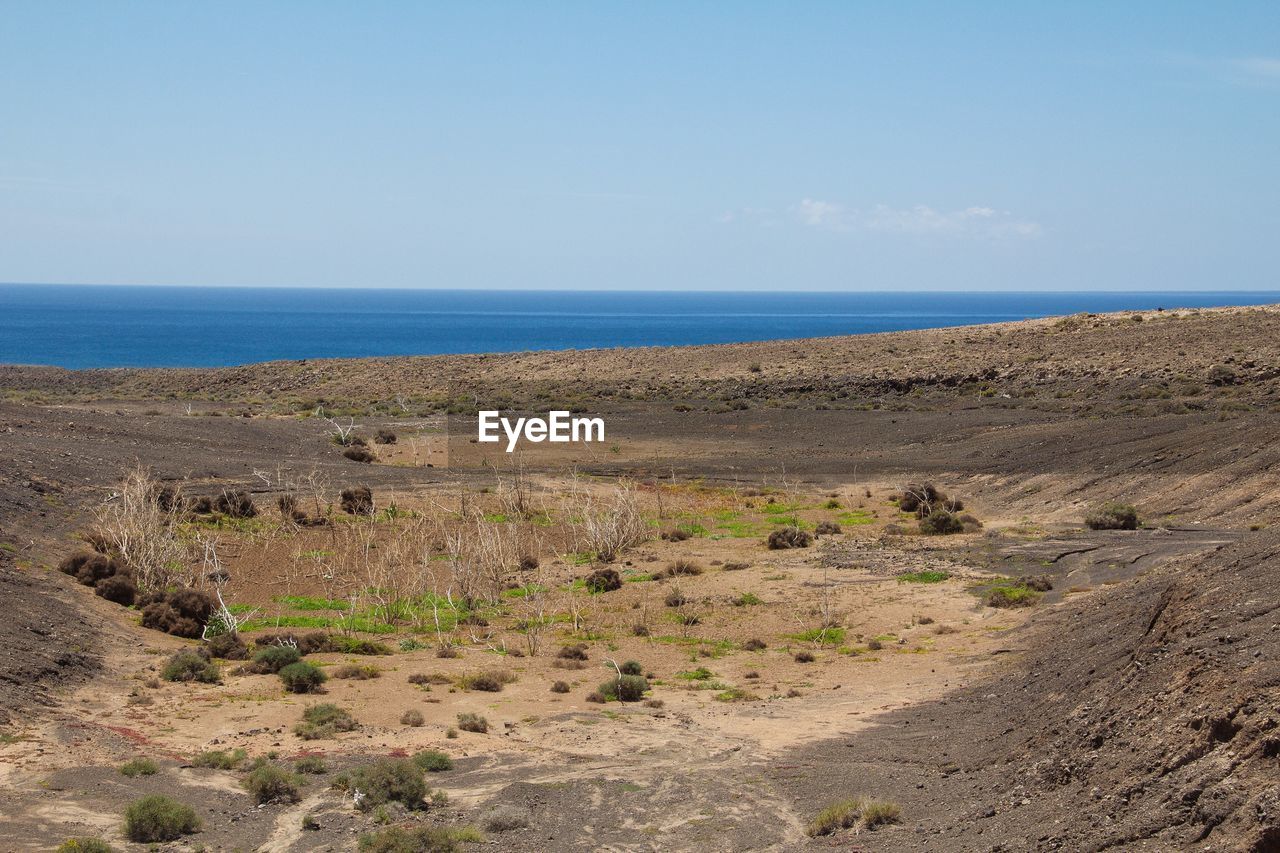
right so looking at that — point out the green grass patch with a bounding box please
[897,570,951,584]
[789,627,846,646]
[836,510,875,525]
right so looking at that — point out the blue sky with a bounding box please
[1,2,1277,291]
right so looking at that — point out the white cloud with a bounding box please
[1232,57,1280,80]
[789,199,1040,240]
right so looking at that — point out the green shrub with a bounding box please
[918,509,963,535]
[294,755,328,774]
[619,660,643,676]
[412,749,453,772]
[161,649,220,684]
[349,759,427,810]
[326,635,393,655]
[294,703,358,739]
[457,712,489,733]
[56,839,115,853]
[358,826,482,852]
[243,764,301,804]
[252,645,302,673]
[122,795,201,843]
[279,661,327,693]
[986,584,1042,608]
[598,674,649,702]
[1084,502,1139,530]
[192,748,246,769]
[118,758,158,778]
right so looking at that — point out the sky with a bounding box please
[1,2,1277,292]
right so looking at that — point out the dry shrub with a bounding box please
[214,490,256,518]
[897,483,963,517]
[456,712,489,733]
[343,446,375,463]
[400,709,425,727]
[91,467,191,593]
[814,521,842,536]
[584,567,622,593]
[1018,574,1054,592]
[722,561,750,571]
[767,527,812,549]
[551,680,570,693]
[333,664,380,680]
[742,638,767,651]
[794,650,816,663]
[662,559,702,577]
[94,573,137,605]
[340,486,374,516]
[374,429,397,445]
[458,669,516,692]
[203,632,249,660]
[557,643,589,661]
[141,588,216,639]
[481,804,531,832]
[570,482,651,562]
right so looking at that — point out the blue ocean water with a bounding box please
[1,284,1276,369]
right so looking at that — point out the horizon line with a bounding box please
[4,281,1280,295]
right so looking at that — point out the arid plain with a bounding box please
[1,305,1278,852]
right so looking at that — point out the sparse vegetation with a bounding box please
[400,709,425,727]
[118,757,158,777]
[412,749,453,772]
[294,703,358,739]
[358,826,482,852]
[56,840,115,853]
[192,748,247,769]
[481,804,531,832]
[806,797,901,836]
[457,712,489,733]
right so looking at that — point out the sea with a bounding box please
[1,284,1276,369]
